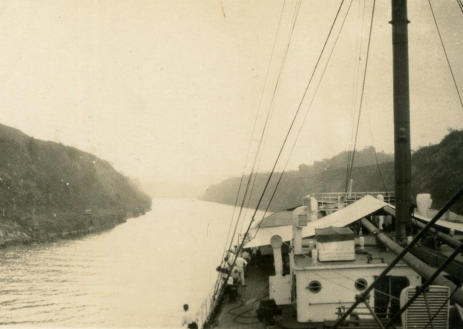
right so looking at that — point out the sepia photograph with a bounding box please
[0,0,462,328]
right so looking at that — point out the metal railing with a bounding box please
[312,191,395,208]
[198,272,226,328]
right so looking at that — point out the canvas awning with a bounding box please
[258,210,293,228]
[383,205,463,233]
[245,195,463,249]
[245,195,386,248]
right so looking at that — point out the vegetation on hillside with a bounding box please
[0,124,151,245]
[203,130,463,214]
[411,129,463,213]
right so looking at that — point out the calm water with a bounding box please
[0,198,248,328]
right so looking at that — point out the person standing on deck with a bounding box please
[181,304,198,329]
[235,255,247,286]
[227,252,236,268]
[242,250,251,263]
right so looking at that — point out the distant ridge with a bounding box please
[0,123,151,247]
[202,130,463,214]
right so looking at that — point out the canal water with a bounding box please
[0,198,252,328]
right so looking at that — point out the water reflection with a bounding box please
[0,198,238,327]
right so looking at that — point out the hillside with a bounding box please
[202,130,463,214]
[0,123,151,246]
[411,129,463,213]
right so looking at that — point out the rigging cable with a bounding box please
[256,0,356,230]
[345,0,367,192]
[366,111,389,191]
[457,0,463,15]
[224,0,303,255]
[225,0,348,283]
[238,0,303,226]
[239,0,348,243]
[345,0,376,190]
[219,0,288,260]
[209,1,356,322]
[427,0,463,109]
[422,286,461,329]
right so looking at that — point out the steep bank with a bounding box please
[0,123,151,247]
[202,130,463,214]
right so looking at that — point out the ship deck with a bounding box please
[213,255,273,329]
[294,243,407,270]
[210,235,463,329]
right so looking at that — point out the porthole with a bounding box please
[355,278,368,291]
[307,280,322,293]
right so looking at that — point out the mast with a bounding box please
[391,0,411,244]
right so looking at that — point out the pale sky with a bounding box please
[1,0,462,186]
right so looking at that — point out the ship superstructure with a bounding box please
[201,193,463,329]
[197,0,463,328]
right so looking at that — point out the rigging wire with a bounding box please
[345,0,376,190]
[239,0,304,226]
[427,0,463,109]
[239,0,348,244]
[255,0,356,231]
[219,0,288,259]
[456,0,463,15]
[422,286,461,329]
[209,0,368,322]
[222,0,349,291]
[366,111,389,191]
[224,0,303,255]
[221,176,246,258]
[345,0,367,192]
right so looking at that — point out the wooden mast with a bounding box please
[391,0,411,244]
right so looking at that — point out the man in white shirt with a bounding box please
[242,250,251,263]
[234,255,248,286]
[181,304,198,329]
[227,251,237,267]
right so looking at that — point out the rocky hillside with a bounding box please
[202,130,463,214]
[411,129,463,213]
[0,123,151,247]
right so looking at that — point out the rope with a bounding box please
[422,285,461,329]
[206,2,306,324]
[345,0,376,190]
[227,290,269,324]
[239,0,303,225]
[334,187,463,329]
[456,0,463,16]
[224,0,303,258]
[221,176,246,259]
[345,0,367,192]
[423,291,435,329]
[257,0,355,225]
[220,0,289,262]
[427,0,463,109]
[366,113,389,191]
[223,0,348,296]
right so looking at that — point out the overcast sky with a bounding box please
[1,0,462,186]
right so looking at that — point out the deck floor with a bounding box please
[213,256,274,329]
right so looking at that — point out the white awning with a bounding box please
[245,195,387,248]
[383,205,463,233]
[414,212,463,231]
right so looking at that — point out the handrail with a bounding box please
[198,272,226,329]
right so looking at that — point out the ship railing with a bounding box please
[198,272,225,329]
[312,191,395,208]
[197,290,212,329]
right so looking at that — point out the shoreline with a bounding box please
[0,208,149,250]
